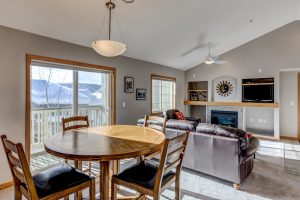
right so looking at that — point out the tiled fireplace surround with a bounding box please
[206,106,244,129]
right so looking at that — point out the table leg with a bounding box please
[100,161,110,200]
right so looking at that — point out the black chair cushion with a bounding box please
[115,160,175,189]
[33,164,91,198]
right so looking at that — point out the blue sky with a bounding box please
[31,65,104,85]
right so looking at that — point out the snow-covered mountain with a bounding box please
[31,80,103,108]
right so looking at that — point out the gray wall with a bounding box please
[186,21,300,138]
[280,71,298,137]
[0,25,185,184]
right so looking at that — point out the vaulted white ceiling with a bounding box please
[0,0,300,70]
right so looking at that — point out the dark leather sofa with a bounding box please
[138,109,259,187]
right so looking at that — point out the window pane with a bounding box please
[152,78,175,113]
[78,71,111,126]
[30,65,73,171]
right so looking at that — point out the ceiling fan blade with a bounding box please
[181,44,207,57]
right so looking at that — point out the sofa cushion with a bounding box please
[33,165,91,198]
[166,119,198,131]
[196,123,248,152]
[195,123,217,134]
[137,118,162,126]
[138,118,197,131]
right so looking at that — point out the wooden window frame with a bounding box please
[25,54,116,159]
[150,74,176,115]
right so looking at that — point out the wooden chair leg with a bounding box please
[111,180,117,200]
[153,194,160,200]
[74,160,83,199]
[88,161,92,174]
[175,176,181,200]
[90,178,96,200]
[136,194,146,200]
[14,186,22,200]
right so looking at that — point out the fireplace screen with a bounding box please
[211,110,238,128]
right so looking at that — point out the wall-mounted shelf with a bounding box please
[188,90,208,92]
[188,81,208,101]
[184,101,279,108]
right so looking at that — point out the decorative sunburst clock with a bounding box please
[216,80,233,97]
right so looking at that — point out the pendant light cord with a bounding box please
[97,11,108,40]
[113,9,125,44]
[102,0,133,42]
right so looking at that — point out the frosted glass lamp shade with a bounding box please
[92,40,127,57]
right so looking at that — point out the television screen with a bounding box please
[242,85,274,102]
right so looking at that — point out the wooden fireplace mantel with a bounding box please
[184,101,279,108]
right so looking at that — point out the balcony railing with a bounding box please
[30,105,107,154]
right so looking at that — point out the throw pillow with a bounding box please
[175,112,185,120]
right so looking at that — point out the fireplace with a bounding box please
[211,110,238,128]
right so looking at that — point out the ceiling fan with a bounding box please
[204,43,226,65]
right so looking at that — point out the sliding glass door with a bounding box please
[28,57,114,172]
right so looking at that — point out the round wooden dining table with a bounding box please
[44,125,165,200]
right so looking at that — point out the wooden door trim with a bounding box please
[298,73,300,141]
[25,54,116,159]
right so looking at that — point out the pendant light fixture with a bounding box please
[92,0,133,57]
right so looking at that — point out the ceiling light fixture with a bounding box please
[204,43,215,64]
[92,0,134,57]
[204,42,226,65]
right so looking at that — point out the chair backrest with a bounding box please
[1,135,39,199]
[154,131,189,192]
[143,115,167,134]
[62,115,89,132]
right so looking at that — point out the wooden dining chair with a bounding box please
[62,115,89,132]
[111,131,189,200]
[62,115,96,175]
[142,115,167,160]
[1,135,95,200]
[143,115,167,134]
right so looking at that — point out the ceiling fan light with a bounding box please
[204,60,214,64]
[92,40,127,57]
[204,57,214,64]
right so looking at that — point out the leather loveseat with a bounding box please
[137,109,259,187]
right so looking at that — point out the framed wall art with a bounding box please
[136,88,147,100]
[124,76,134,93]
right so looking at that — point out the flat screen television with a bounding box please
[242,78,274,103]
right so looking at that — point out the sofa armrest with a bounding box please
[246,137,259,156]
